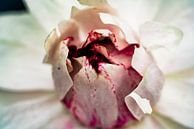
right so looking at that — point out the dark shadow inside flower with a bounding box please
[67,30,139,76]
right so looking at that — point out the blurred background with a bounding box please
[0,0,26,13]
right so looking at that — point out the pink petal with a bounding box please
[72,6,133,50]
[63,57,142,128]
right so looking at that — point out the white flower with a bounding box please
[0,0,194,129]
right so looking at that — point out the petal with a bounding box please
[72,7,136,50]
[44,115,89,129]
[128,46,164,120]
[107,0,161,31]
[0,13,54,91]
[139,21,183,71]
[131,46,153,75]
[123,113,189,129]
[125,92,152,120]
[77,0,107,6]
[64,56,142,128]
[125,62,164,120]
[44,20,80,63]
[99,13,139,43]
[155,0,192,22]
[135,62,164,105]
[132,46,165,105]
[51,41,73,100]
[100,63,142,127]
[65,57,118,128]
[156,4,194,74]
[24,0,85,32]
[155,69,194,128]
[0,90,64,129]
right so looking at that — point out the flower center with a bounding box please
[67,31,138,73]
[60,30,145,129]
[68,37,113,73]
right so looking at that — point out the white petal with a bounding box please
[155,0,192,23]
[44,115,89,129]
[135,62,164,105]
[51,41,73,100]
[130,46,164,119]
[24,0,84,32]
[99,13,138,43]
[125,62,164,120]
[107,0,160,32]
[140,21,183,50]
[77,0,107,6]
[156,5,194,74]
[132,46,153,75]
[0,13,54,91]
[129,46,164,119]
[125,92,152,115]
[139,21,183,71]
[0,91,64,129]
[123,114,189,129]
[156,69,194,128]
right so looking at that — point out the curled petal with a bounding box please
[51,41,73,99]
[127,46,164,120]
[44,20,80,63]
[134,62,164,106]
[125,92,152,120]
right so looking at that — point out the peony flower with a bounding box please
[0,0,194,129]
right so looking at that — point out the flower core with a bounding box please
[62,30,143,128]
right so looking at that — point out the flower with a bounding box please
[0,0,194,129]
[43,5,163,129]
